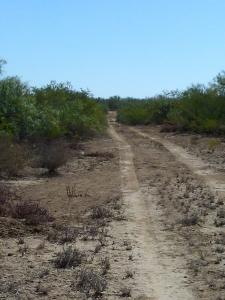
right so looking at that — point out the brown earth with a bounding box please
[0,115,225,300]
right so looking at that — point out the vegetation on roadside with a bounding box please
[0,183,53,225]
[0,60,106,177]
[2,57,225,180]
[0,62,106,141]
[102,72,225,135]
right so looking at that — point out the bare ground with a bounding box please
[0,135,122,299]
[0,117,225,299]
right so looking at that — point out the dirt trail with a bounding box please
[108,120,195,300]
[130,127,225,199]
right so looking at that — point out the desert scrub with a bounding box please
[0,184,53,225]
[76,268,107,297]
[124,270,134,279]
[91,206,113,219]
[37,141,68,174]
[0,183,19,216]
[54,246,84,268]
[101,257,110,275]
[120,287,131,297]
[0,135,26,178]
[117,73,225,135]
[0,64,106,141]
[179,212,200,226]
[12,200,54,225]
[58,226,79,244]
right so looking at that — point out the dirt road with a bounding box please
[1,115,225,299]
[107,113,225,300]
[109,124,194,300]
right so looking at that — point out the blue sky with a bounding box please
[1,0,225,98]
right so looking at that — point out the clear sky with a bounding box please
[1,0,225,98]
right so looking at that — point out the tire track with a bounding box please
[129,127,225,199]
[108,121,195,300]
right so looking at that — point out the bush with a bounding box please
[179,212,200,226]
[117,106,149,125]
[38,141,68,174]
[76,268,107,297]
[120,287,131,297]
[0,135,26,178]
[59,226,78,244]
[117,99,175,126]
[54,246,84,268]
[0,71,106,141]
[34,82,106,138]
[91,206,113,219]
[0,183,53,225]
[0,76,31,138]
[117,81,225,135]
[12,201,53,225]
[0,183,18,216]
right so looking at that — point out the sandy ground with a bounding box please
[0,116,225,299]
[0,135,122,299]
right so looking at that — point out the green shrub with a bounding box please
[0,76,106,140]
[117,105,149,125]
[33,82,106,138]
[117,79,225,135]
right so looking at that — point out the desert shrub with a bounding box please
[37,141,68,174]
[91,206,113,219]
[118,93,225,134]
[117,97,175,125]
[0,65,106,141]
[0,183,52,225]
[76,268,107,297]
[117,76,225,134]
[101,257,110,275]
[59,226,78,244]
[54,246,84,268]
[12,201,53,225]
[179,212,200,226]
[120,287,131,297]
[117,105,149,125]
[0,135,26,178]
[0,76,32,137]
[125,270,134,278]
[34,82,107,138]
[0,183,18,216]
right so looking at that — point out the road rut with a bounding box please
[109,122,196,300]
